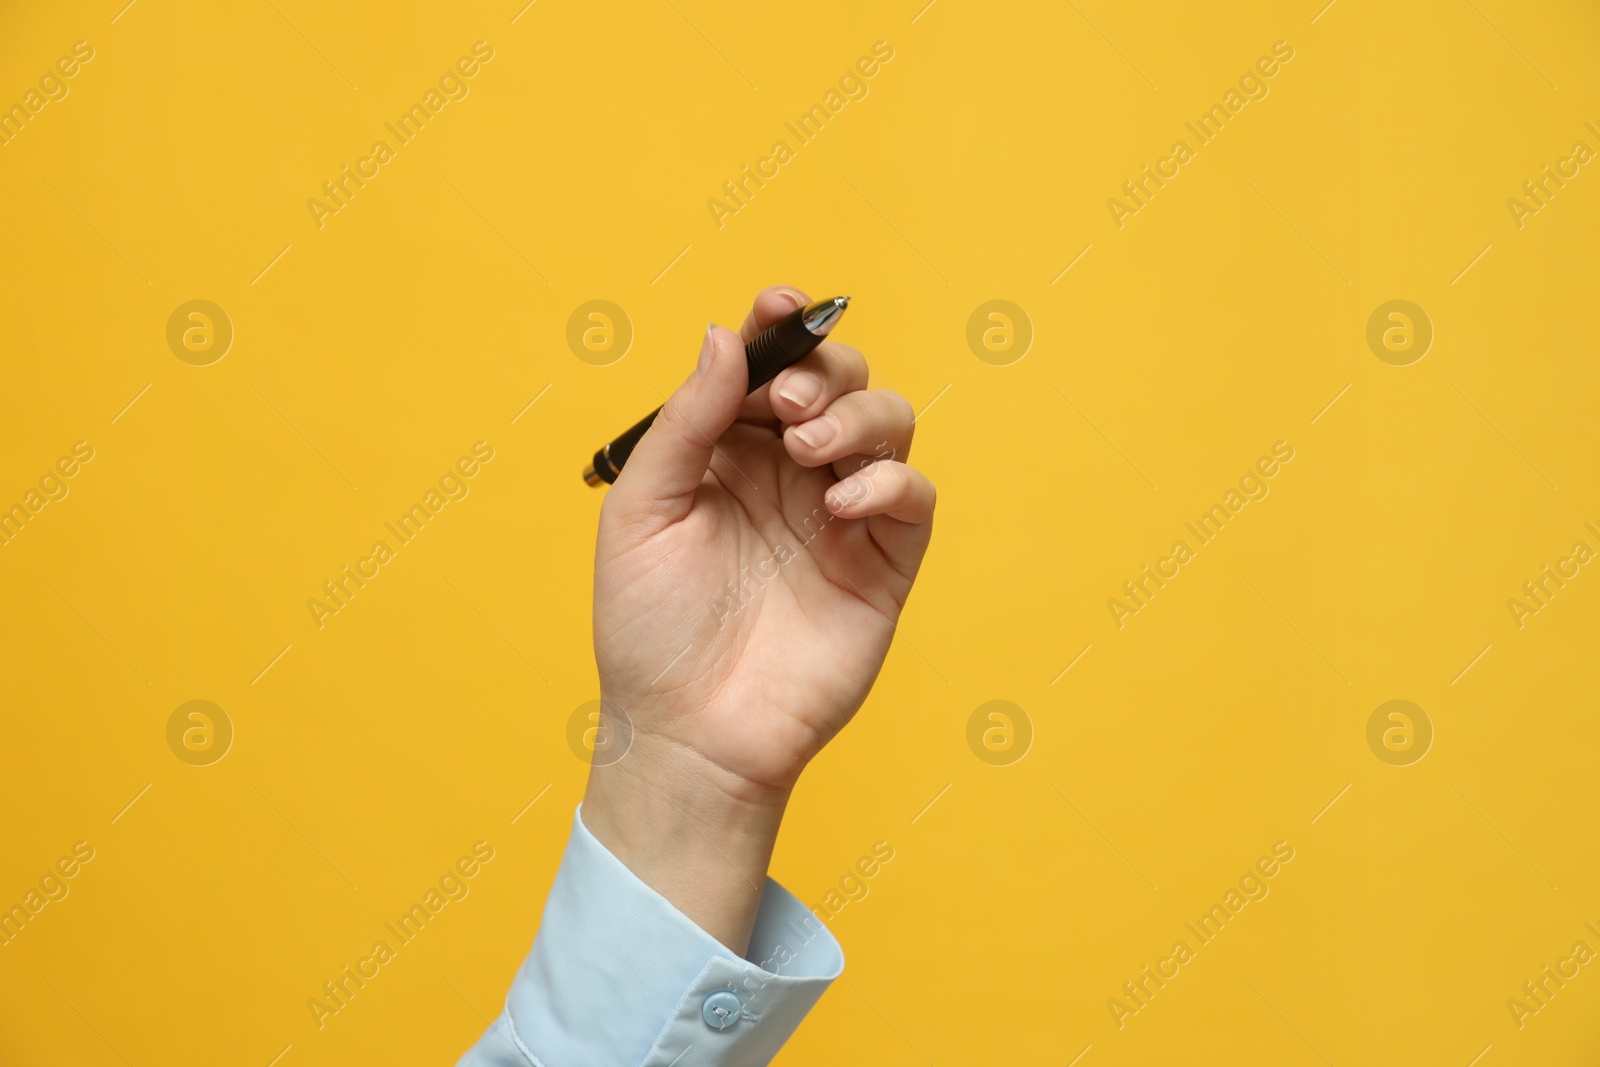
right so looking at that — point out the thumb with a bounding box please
[609,323,747,528]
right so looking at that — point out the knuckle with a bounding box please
[655,396,698,440]
[656,396,686,431]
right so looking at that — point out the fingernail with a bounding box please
[824,483,851,512]
[793,414,838,449]
[696,324,716,377]
[777,370,821,408]
[777,288,807,309]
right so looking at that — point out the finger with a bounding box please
[766,342,869,426]
[823,460,936,579]
[736,285,810,425]
[782,389,915,469]
[738,285,810,343]
[607,324,746,532]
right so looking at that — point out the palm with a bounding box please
[595,420,907,791]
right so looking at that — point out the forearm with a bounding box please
[581,731,791,956]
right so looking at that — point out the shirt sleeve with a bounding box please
[456,804,843,1067]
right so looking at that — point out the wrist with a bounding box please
[581,728,791,955]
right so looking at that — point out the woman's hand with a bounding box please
[581,285,936,952]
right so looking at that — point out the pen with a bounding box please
[583,295,851,486]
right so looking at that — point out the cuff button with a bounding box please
[701,989,743,1030]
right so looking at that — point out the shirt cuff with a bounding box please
[457,804,843,1067]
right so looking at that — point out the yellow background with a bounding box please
[3,0,1599,1063]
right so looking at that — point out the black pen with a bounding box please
[583,295,851,486]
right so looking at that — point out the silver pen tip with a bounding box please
[801,295,850,336]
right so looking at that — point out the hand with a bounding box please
[581,285,936,951]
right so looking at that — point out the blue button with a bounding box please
[702,989,742,1030]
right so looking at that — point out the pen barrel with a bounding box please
[743,307,822,393]
[592,407,660,484]
[589,303,830,485]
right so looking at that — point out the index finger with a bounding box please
[736,285,810,426]
[738,285,810,343]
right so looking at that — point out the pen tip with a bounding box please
[839,295,851,305]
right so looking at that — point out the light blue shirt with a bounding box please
[458,806,843,1066]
